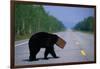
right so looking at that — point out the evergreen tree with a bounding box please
[73,16,94,32]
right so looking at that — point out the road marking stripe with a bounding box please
[75,41,87,56]
[15,41,28,47]
[81,50,86,56]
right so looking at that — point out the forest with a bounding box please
[15,3,66,40]
[73,16,95,32]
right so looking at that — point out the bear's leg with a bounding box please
[29,47,40,61]
[44,48,50,59]
[49,46,59,58]
[44,46,59,59]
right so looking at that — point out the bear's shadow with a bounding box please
[23,57,60,62]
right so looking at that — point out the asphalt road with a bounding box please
[15,30,94,66]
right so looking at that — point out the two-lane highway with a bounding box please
[15,30,94,66]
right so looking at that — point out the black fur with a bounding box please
[28,32,59,61]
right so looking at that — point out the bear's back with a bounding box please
[29,32,58,47]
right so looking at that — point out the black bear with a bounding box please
[28,32,59,61]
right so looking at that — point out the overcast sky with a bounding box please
[44,5,94,28]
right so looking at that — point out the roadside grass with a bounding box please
[80,31,94,34]
[15,34,31,41]
[15,30,67,41]
[73,30,94,34]
[15,29,66,41]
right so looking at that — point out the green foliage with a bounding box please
[15,3,66,40]
[73,16,94,32]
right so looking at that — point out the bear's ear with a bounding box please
[56,37,66,49]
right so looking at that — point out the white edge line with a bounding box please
[15,41,28,47]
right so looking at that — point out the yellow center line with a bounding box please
[75,41,87,56]
[71,31,89,60]
[81,50,86,56]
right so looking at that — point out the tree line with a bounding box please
[15,3,66,40]
[73,16,95,32]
